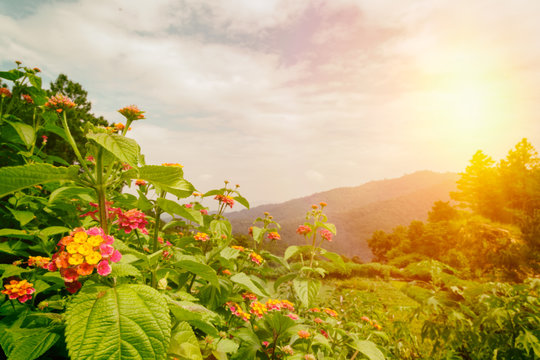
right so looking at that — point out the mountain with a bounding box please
[227,171,459,261]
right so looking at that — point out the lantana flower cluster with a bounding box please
[0,87,12,98]
[118,105,145,121]
[2,279,35,303]
[48,227,121,293]
[116,209,148,235]
[45,94,76,113]
[227,298,298,322]
[215,194,234,208]
[27,256,51,269]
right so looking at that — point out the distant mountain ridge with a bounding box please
[227,171,459,261]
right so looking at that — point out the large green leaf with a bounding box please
[230,273,268,297]
[48,186,95,205]
[293,278,321,308]
[233,195,249,209]
[0,69,24,81]
[175,260,219,287]
[5,120,35,148]
[168,322,203,360]
[284,245,311,261]
[0,164,79,198]
[65,284,171,360]
[0,327,61,360]
[349,339,385,360]
[320,249,346,270]
[7,207,35,226]
[138,165,194,198]
[157,198,203,225]
[210,220,231,239]
[87,133,140,168]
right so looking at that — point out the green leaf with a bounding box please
[65,284,171,360]
[284,245,311,261]
[320,249,346,270]
[274,273,297,291]
[202,189,222,197]
[220,247,240,260]
[48,186,95,205]
[38,226,71,238]
[293,278,320,308]
[157,198,203,225]
[0,164,79,198]
[320,222,337,234]
[233,195,249,209]
[87,133,140,168]
[0,70,24,81]
[251,226,264,244]
[5,120,36,148]
[111,263,142,278]
[29,73,42,89]
[210,220,232,239]
[42,123,68,141]
[230,273,268,297]
[7,207,35,226]
[168,322,203,360]
[138,165,194,198]
[349,339,385,360]
[1,327,60,360]
[175,260,219,287]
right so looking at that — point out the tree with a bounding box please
[451,150,505,221]
[46,74,109,163]
[428,201,459,223]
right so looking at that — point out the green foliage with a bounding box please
[65,284,171,360]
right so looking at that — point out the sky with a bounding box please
[1,0,539,207]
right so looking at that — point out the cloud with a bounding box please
[1,0,539,206]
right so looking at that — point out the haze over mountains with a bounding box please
[227,171,459,261]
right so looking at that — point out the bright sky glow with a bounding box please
[1,0,539,206]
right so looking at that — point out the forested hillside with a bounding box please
[228,171,458,260]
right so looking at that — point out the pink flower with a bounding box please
[200,209,208,215]
[45,93,75,113]
[118,105,145,121]
[41,135,48,144]
[314,317,324,324]
[214,194,234,208]
[267,232,280,241]
[194,232,209,242]
[286,313,299,320]
[110,250,122,263]
[116,209,148,235]
[100,244,114,257]
[296,225,311,235]
[262,341,269,347]
[184,203,193,209]
[97,260,112,276]
[87,227,104,237]
[319,229,333,242]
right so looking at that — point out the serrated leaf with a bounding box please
[138,166,194,198]
[293,278,320,308]
[65,284,171,360]
[5,120,35,148]
[168,322,203,360]
[0,70,24,81]
[220,247,240,260]
[157,198,203,225]
[111,263,142,278]
[230,273,268,297]
[2,327,60,360]
[87,133,140,168]
[210,220,231,239]
[349,339,385,360]
[0,164,79,198]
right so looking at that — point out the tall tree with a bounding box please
[451,150,505,221]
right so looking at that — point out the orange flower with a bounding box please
[2,279,35,303]
[45,94,75,113]
[194,232,209,241]
[27,256,50,269]
[118,105,145,121]
[267,231,280,241]
[0,87,12,98]
[297,330,310,339]
[249,252,263,265]
[222,269,231,275]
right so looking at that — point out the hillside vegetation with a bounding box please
[228,171,458,260]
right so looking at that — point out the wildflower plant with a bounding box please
[0,62,383,360]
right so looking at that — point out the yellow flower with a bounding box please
[73,231,88,243]
[85,251,102,265]
[87,235,103,247]
[68,254,84,265]
[77,242,93,256]
[66,242,80,254]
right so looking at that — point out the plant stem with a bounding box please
[59,111,94,178]
[95,147,109,234]
[150,191,165,288]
